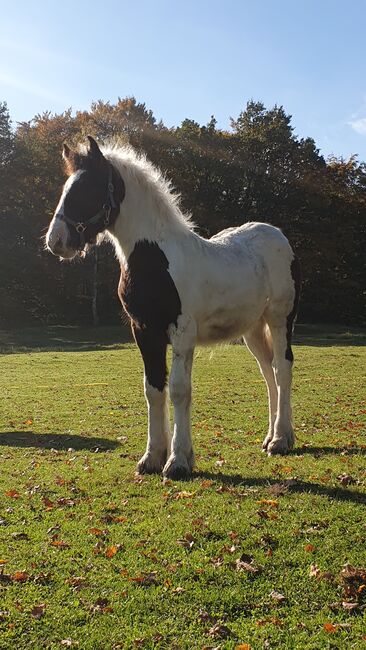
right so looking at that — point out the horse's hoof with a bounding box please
[163,455,192,480]
[262,434,273,452]
[137,452,165,475]
[267,438,293,456]
[164,464,191,480]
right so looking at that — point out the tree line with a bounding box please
[0,97,365,328]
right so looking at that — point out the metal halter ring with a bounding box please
[75,222,87,233]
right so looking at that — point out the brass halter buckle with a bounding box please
[75,222,87,233]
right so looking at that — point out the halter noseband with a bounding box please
[56,163,119,252]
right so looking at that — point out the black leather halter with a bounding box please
[56,163,119,251]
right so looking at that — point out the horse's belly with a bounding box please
[196,304,262,344]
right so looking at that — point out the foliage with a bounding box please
[0,327,365,648]
[0,98,365,327]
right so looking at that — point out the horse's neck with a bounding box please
[111,174,192,262]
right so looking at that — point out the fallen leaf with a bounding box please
[11,532,29,540]
[11,571,29,583]
[129,571,158,586]
[337,473,356,486]
[309,564,321,578]
[269,590,286,603]
[208,623,232,638]
[174,491,196,500]
[66,576,87,591]
[235,554,262,575]
[5,490,20,499]
[50,540,70,549]
[323,622,338,633]
[304,544,315,553]
[235,645,251,650]
[105,545,122,558]
[0,560,8,566]
[30,603,46,618]
[90,598,113,614]
[177,533,195,550]
[257,499,279,508]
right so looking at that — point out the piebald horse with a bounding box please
[46,136,301,479]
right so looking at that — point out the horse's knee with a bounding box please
[169,377,191,407]
[144,379,167,406]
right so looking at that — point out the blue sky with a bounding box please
[1,0,365,161]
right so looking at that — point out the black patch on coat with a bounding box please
[119,240,182,390]
[285,255,301,363]
[132,324,168,392]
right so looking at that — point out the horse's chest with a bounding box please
[118,240,181,330]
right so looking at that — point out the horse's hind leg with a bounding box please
[264,313,295,455]
[264,255,300,455]
[243,319,278,451]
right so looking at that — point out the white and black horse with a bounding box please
[46,136,301,479]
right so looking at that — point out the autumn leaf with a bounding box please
[177,533,195,550]
[66,576,87,591]
[200,480,213,489]
[105,545,122,558]
[208,622,232,638]
[304,544,315,552]
[50,540,70,549]
[11,571,29,583]
[0,560,8,566]
[257,499,279,508]
[269,590,286,603]
[236,645,251,650]
[129,571,158,586]
[323,622,338,633]
[23,419,33,426]
[42,497,54,509]
[235,554,262,575]
[90,598,113,614]
[30,603,46,618]
[5,490,20,499]
[88,528,107,537]
[173,491,196,500]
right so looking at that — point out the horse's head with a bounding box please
[46,136,125,259]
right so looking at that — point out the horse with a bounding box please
[46,136,301,480]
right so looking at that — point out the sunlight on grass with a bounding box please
[0,330,365,649]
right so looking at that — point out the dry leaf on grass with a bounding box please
[208,623,232,638]
[30,603,46,618]
[235,554,262,575]
[177,533,195,550]
[269,590,286,603]
[129,571,158,586]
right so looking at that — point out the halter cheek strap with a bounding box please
[56,163,120,251]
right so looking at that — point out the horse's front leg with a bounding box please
[163,317,196,480]
[133,324,171,474]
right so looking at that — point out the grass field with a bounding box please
[0,325,365,649]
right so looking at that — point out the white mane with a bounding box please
[100,143,195,234]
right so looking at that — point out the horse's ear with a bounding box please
[86,135,104,161]
[62,143,71,160]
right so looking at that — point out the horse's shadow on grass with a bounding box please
[290,445,366,457]
[195,470,366,506]
[0,431,120,451]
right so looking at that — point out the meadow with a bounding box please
[0,325,365,649]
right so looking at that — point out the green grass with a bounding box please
[0,326,365,649]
